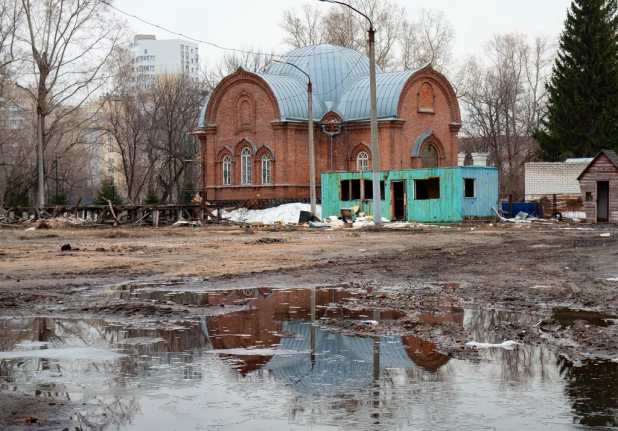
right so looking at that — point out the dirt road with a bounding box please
[2,222,618,359]
[3,221,618,429]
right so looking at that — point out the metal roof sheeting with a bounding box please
[260,322,418,396]
[202,44,425,125]
[267,44,381,106]
[257,73,327,121]
[335,68,424,121]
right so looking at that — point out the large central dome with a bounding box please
[266,44,383,106]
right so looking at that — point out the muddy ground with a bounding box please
[2,221,618,428]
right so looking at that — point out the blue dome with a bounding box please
[266,44,383,106]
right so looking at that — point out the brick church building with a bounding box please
[196,44,462,203]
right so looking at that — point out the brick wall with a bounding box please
[200,67,461,203]
[524,162,588,199]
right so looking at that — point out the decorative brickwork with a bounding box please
[197,45,462,203]
[418,82,435,113]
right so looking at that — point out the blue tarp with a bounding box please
[501,202,542,218]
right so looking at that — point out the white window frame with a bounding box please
[261,154,271,184]
[223,156,231,185]
[241,148,252,184]
[357,151,369,171]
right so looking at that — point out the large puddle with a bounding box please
[2,286,618,430]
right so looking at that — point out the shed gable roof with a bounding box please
[577,150,618,180]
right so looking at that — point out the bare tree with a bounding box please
[280,0,406,71]
[0,0,21,92]
[17,0,127,207]
[460,33,555,199]
[280,4,325,49]
[90,48,156,204]
[398,9,455,74]
[205,47,275,93]
[144,73,207,203]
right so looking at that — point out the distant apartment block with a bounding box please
[132,34,200,89]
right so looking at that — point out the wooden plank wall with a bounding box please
[578,154,618,222]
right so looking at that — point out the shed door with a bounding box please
[597,181,609,222]
[391,181,406,221]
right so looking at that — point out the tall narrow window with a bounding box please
[357,151,369,171]
[261,154,271,184]
[422,145,438,168]
[241,148,252,184]
[223,156,231,185]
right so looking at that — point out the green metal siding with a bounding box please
[321,167,498,223]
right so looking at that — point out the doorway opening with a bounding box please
[391,181,406,221]
[597,181,609,222]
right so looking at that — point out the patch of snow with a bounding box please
[563,211,586,220]
[466,340,519,350]
[14,341,49,348]
[0,347,126,360]
[223,203,321,224]
[384,222,412,229]
[601,233,611,237]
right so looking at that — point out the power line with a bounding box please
[102,0,276,57]
[102,1,356,61]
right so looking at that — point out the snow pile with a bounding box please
[224,203,322,224]
[563,211,586,220]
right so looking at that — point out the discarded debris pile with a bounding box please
[0,202,228,229]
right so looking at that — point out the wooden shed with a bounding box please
[577,150,618,222]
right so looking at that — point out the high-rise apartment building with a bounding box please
[132,35,200,89]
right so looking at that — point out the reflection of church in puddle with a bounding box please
[201,287,464,393]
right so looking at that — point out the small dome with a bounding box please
[266,44,383,105]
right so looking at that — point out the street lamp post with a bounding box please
[273,59,317,217]
[318,0,381,227]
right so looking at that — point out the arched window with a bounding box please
[261,154,271,184]
[240,100,251,127]
[422,145,438,168]
[418,82,435,113]
[357,151,369,171]
[222,156,231,185]
[241,148,252,184]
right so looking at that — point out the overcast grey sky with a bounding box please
[114,0,573,65]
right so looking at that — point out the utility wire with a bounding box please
[102,0,352,60]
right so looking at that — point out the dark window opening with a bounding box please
[586,192,593,202]
[422,145,438,168]
[340,179,385,201]
[363,180,385,200]
[464,178,476,198]
[415,178,440,200]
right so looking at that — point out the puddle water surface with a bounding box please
[2,286,618,430]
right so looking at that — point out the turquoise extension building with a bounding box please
[320,167,499,223]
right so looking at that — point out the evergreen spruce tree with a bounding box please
[535,0,618,161]
[48,189,69,205]
[94,178,123,205]
[143,187,160,205]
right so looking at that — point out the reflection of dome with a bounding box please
[266,44,382,105]
[260,322,440,396]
